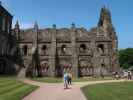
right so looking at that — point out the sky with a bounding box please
[1,0,133,49]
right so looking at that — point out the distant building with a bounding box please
[0,3,21,75]
[13,6,119,77]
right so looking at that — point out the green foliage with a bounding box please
[82,82,133,100]
[119,48,133,69]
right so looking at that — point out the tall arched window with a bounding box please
[97,44,104,54]
[41,45,47,55]
[23,45,28,56]
[80,44,86,52]
[61,45,66,54]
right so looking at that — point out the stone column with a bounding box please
[91,37,99,76]
[112,38,119,72]
[71,23,78,77]
[49,24,56,77]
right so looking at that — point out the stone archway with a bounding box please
[40,61,49,76]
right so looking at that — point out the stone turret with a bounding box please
[71,22,76,29]
[34,21,39,31]
[98,6,112,28]
[98,6,115,37]
[99,6,114,33]
[14,20,20,40]
[15,20,20,29]
[33,21,39,47]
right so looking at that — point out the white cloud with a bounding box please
[20,22,33,29]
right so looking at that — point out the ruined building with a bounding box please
[0,3,119,77]
[13,6,119,77]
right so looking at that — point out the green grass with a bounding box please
[82,81,133,100]
[32,76,113,83]
[0,77,38,100]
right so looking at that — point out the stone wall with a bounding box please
[13,6,119,77]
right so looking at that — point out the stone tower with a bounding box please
[98,6,119,73]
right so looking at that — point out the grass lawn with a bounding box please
[32,76,113,83]
[82,81,133,100]
[0,76,38,100]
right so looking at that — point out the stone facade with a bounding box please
[0,3,21,75]
[13,6,119,77]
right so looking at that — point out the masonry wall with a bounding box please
[16,25,118,77]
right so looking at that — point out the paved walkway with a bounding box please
[21,79,128,100]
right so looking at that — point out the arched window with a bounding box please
[101,63,105,67]
[41,45,47,55]
[61,45,66,54]
[97,44,104,54]
[80,44,86,52]
[23,45,28,55]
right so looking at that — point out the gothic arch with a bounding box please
[97,44,104,54]
[41,45,47,55]
[80,44,87,53]
[22,45,28,55]
[61,44,66,54]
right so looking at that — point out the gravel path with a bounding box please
[21,79,129,100]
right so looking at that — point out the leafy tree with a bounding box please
[119,48,133,69]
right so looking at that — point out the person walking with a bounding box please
[128,71,132,80]
[63,72,68,89]
[68,72,72,85]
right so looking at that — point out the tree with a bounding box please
[119,48,133,69]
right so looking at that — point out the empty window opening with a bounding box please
[23,45,28,55]
[97,44,104,53]
[80,44,86,52]
[101,63,105,67]
[61,45,66,53]
[42,45,47,55]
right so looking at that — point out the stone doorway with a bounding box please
[40,61,49,76]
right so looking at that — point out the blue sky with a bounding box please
[1,0,133,49]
